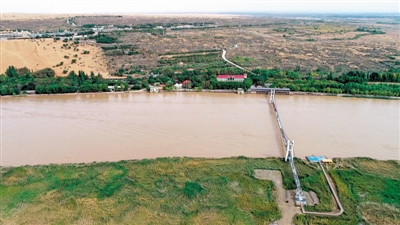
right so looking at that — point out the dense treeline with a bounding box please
[0,66,119,96]
[251,69,400,97]
[2,64,399,97]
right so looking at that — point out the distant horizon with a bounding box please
[2,11,399,15]
[2,1,399,14]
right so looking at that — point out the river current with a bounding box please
[2,92,399,166]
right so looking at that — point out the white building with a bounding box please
[216,73,247,82]
[174,83,182,89]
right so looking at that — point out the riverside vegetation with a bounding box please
[1,64,400,97]
[0,157,398,224]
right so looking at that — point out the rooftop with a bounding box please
[217,74,246,79]
[306,155,327,163]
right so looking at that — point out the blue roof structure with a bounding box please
[306,155,327,163]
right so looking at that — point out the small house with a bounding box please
[321,159,334,164]
[174,83,182,89]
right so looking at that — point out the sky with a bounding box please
[1,0,399,14]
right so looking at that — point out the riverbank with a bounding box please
[289,91,400,100]
[4,87,400,100]
[0,157,398,224]
[4,89,400,100]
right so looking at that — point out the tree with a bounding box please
[166,80,174,88]
[32,68,55,78]
[5,66,19,78]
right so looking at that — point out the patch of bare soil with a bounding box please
[254,170,301,225]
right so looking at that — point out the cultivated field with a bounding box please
[1,39,110,77]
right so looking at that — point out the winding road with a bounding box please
[221,49,249,72]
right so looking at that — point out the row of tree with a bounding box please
[268,71,400,97]
[1,66,116,96]
[1,65,400,97]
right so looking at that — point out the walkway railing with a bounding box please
[269,89,307,206]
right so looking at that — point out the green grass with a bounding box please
[0,157,398,224]
[231,56,260,67]
[293,158,400,225]
[0,157,282,224]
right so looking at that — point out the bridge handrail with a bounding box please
[269,90,306,205]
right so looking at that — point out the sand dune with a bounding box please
[1,39,110,77]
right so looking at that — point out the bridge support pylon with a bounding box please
[285,140,294,162]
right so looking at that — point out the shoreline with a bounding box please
[1,155,398,169]
[2,89,399,100]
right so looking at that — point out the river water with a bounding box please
[1,93,399,166]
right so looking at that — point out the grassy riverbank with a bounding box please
[1,157,399,224]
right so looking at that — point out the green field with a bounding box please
[0,157,399,224]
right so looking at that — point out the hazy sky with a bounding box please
[1,0,399,14]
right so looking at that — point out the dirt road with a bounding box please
[254,169,301,225]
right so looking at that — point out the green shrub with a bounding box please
[32,68,55,78]
[183,181,203,198]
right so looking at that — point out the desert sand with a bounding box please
[1,39,110,77]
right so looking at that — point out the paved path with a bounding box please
[221,49,249,72]
[254,170,301,225]
[301,162,344,216]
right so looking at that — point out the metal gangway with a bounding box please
[269,90,307,206]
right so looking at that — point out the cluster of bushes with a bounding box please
[32,68,55,78]
[82,24,95,28]
[55,61,63,67]
[94,34,117,44]
[77,30,95,35]
[101,45,118,50]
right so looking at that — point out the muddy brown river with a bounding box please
[1,92,399,166]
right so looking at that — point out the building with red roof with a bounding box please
[216,73,247,82]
